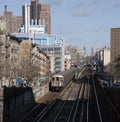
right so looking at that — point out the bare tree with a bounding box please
[110,56,120,81]
[19,55,40,85]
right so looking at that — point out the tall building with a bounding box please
[111,28,120,62]
[22,0,51,34]
[0,5,22,33]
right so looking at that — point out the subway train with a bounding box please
[49,67,79,91]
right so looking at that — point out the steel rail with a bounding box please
[66,82,83,122]
[87,78,90,122]
[19,103,42,122]
[34,81,73,122]
[33,99,57,122]
[26,69,85,122]
[53,100,68,122]
[53,82,81,122]
[92,76,103,122]
[72,77,86,122]
[79,78,89,122]
[79,89,85,122]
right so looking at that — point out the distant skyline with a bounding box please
[0,0,120,55]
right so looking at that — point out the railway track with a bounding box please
[31,75,94,122]
[19,66,120,122]
[20,76,102,121]
[19,92,58,122]
[33,80,82,122]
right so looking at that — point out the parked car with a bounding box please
[112,82,120,88]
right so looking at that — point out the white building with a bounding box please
[103,48,110,66]
[96,47,110,66]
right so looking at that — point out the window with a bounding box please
[56,77,59,81]
[52,77,55,81]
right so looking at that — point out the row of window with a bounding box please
[41,47,61,51]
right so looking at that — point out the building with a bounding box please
[19,40,50,83]
[0,5,22,33]
[0,34,22,87]
[65,45,85,66]
[0,19,6,34]
[12,3,64,73]
[37,36,64,73]
[96,47,110,66]
[14,31,64,73]
[22,0,51,34]
[103,48,110,66]
[31,46,50,79]
[111,28,120,62]
[64,54,71,70]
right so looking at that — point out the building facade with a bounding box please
[0,34,22,87]
[19,40,50,83]
[111,28,120,62]
[0,5,22,33]
[0,19,6,33]
[22,0,51,34]
[64,55,71,70]
[96,48,110,66]
[103,48,110,66]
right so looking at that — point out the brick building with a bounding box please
[0,5,22,33]
[110,28,120,62]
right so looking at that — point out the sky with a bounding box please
[0,0,120,55]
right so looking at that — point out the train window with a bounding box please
[56,77,59,81]
[52,77,55,81]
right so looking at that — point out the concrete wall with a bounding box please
[0,84,49,122]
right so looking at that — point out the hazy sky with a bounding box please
[0,0,120,54]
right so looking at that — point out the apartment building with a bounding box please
[111,28,120,62]
[0,34,22,87]
[19,40,50,82]
[0,5,22,33]
[0,19,6,33]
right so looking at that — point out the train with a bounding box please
[49,67,79,91]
